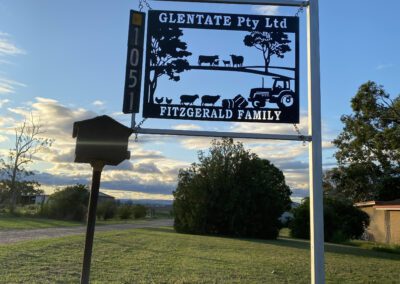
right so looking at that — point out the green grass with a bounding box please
[344,239,400,255]
[0,227,399,283]
[0,215,158,230]
[0,216,82,230]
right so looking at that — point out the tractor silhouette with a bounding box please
[248,78,295,109]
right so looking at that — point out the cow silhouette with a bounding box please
[201,95,221,106]
[198,55,219,66]
[223,60,230,66]
[230,55,244,67]
[180,94,199,105]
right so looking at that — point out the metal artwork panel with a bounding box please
[143,10,299,123]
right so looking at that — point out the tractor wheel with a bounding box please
[277,92,294,109]
[251,100,265,109]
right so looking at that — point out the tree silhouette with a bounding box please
[149,26,191,103]
[0,114,52,213]
[244,31,291,73]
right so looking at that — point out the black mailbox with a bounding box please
[72,115,133,166]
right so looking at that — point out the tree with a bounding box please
[0,114,52,213]
[173,138,291,239]
[149,25,192,103]
[41,184,89,221]
[327,81,400,202]
[243,31,291,73]
[289,197,370,242]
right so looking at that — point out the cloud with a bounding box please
[275,160,308,171]
[0,78,26,95]
[34,171,91,188]
[230,113,308,135]
[130,148,165,161]
[291,188,309,202]
[376,63,394,70]
[7,97,98,141]
[100,189,173,201]
[322,140,334,150]
[0,33,25,56]
[0,99,10,107]
[134,162,162,174]
[179,136,213,150]
[252,6,279,15]
[172,123,203,130]
[92,100,105,107]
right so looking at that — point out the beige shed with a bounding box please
[355,199,400,245]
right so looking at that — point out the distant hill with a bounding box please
[117,199,173,206]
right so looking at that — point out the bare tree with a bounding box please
[0,114,53,213]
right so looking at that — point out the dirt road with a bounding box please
[0,219,173,244]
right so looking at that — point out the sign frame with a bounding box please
[129,0,325,283]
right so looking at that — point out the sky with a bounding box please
[0,0,399,202]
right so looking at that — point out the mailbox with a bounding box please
[72,115,133,166]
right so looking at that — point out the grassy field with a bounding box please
[0,227,399,283]
[0,216,83,230]
[0,215,154,230]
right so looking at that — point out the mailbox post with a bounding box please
[72,115,133,284]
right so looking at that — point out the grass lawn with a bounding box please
[0,216,83,230]
[0,227,399,283]
[0,215,155,230]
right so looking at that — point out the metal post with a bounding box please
[81,161,104,284]
[307,0,325,283]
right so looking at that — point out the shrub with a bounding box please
[289,197,370,242]
[41,184,89,222]
[118,204,133,220]
[96,201,117,220]
[133,205,147,219]
[173,138,291,239]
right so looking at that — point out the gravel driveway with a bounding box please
[0,219,173,244]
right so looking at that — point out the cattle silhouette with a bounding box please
[201,95,221,106]
[223,60,230,66]
[166,98,173,105]
[198,55,219,66]
[230,55,244,67]
[180,94,199,105]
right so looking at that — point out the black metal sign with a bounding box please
[123,10,146,114]
[143,10,299,123]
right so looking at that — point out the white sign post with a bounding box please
[135,0,325,282]
[306,0,325,283]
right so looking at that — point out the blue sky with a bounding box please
[0,0,399,201]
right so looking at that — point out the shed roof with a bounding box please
[355,199,400,210]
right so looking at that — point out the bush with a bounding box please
[15,204,42,216]
[133,205,147,219]
[96,201,117,220]
[41,184,89,222]
[289,197,370,242]
[118,204,133,220]
[173,138,291,239]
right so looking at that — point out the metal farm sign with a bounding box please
[142,10,299,123]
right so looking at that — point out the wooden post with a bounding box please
[81,161,104,284]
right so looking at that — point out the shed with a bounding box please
[355,199,400,244]
[98,192,116,203]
